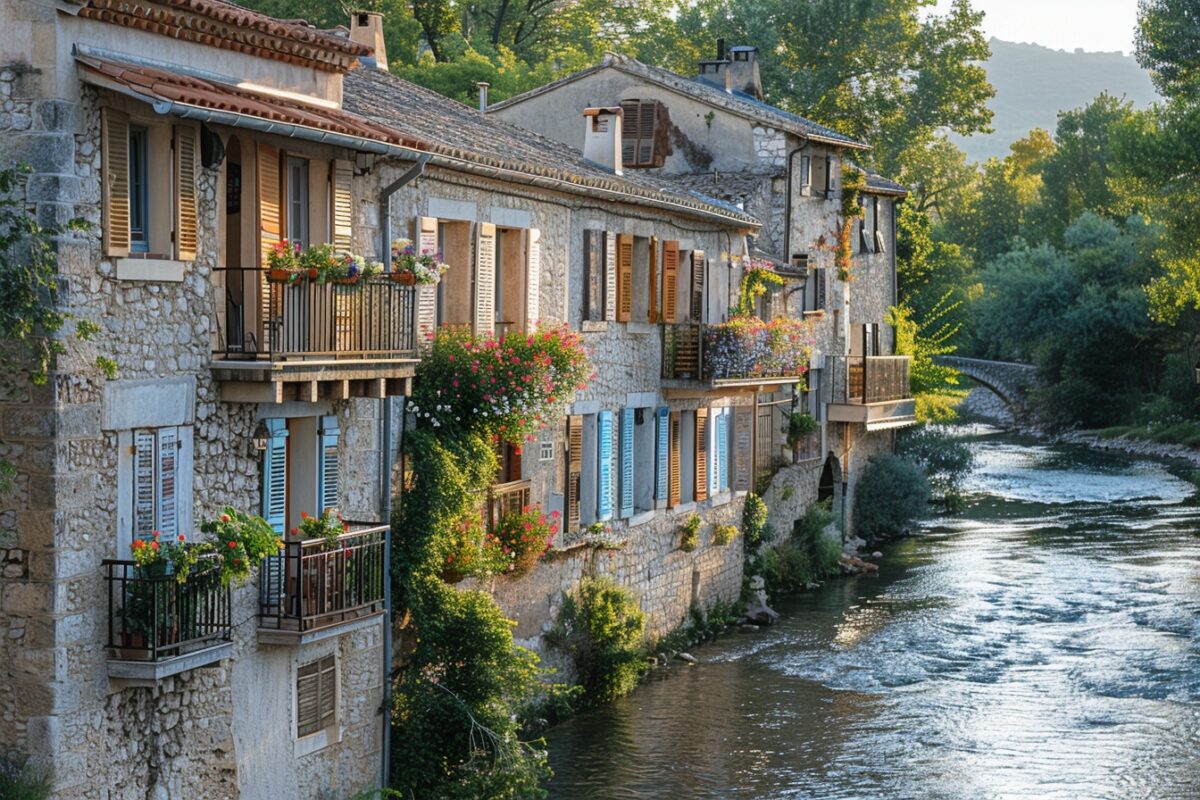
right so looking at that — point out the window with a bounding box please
[129,127,149,253]
[824,155,835,198]
[799,155,812,196]
[859,198,873,254]
[296,654,337,738]
[286,156,310,248]
[261,415,339,536]
[620,99,668,168]
[584,229,606,322]
[803,267,827,313]
[810,156,827,201]
[130,427,188,542]
[874,197,887,254]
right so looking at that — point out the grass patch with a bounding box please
[1087,421,1200,448]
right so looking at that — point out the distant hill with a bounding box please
[950,38,1159,164]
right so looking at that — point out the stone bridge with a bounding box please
[935,356,1040,418]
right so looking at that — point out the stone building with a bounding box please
[0,2,779,797]
[489,45,917,536]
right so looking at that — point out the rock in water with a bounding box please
[676,652,697,664]
[743,574,781,624]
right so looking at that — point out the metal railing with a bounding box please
[662,322,810,383]
[258,524,388,634]
[104,556,231,661]
[214,268,418,361]
[486,479,532,532]
[830,355,912,404]
[662,323,704,380]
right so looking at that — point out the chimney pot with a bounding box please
[477,82,490,112]
[350,11,388,72]
[728,45,763,100]
[582,107,623,175]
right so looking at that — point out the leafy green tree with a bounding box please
[888,298,969,423]
[238,0,425,66]
[1136,0,1200,101]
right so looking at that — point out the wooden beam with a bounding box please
[297,380,318,404]
[219,381,283,404]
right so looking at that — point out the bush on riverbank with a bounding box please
[758,503,841,596]
[854,455,931,543]
[548,577,647,706]
[1091,420,1200,449]
[897,425,974,509]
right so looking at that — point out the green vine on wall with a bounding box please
[734,257,785,316]
[836,164,867,281]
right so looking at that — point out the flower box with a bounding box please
[390,271,417,286]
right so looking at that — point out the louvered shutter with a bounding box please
[318,415,339,514]
[332,159,354,254]
[156,427,179,538]
[621,100,659,167]
[566,415,583,529]
[318,655,336,731]
[668,411,681,507]
[734,406,754,493]
[616,234,633,322]
[597,410,614,521]
[526,228,541,331]
[814,267,827,311]
[605,232,618,321]
[475,222,496,337]
[716,410,729,492]
[262,418,288,535]
[648,236,658,323]
[691,250,706,322]
[695,409,709,502]
[655,406,669,502]
[173,125,198,261]
[620,101,638,166]
[297,655,335,737]
[415,216,439,338]
[101,108,131,258]
[662,241,680,323]
[133,429,156,541]
[257,143,282,341]
[619,408,634,518]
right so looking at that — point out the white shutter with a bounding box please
[332,159,354,254]
[605,231,617,322]
[416,217,440,338]
[133,430,156,541]
[474,222,496,337]
[319,415,340,514]
[525,228,541,331]
[156,426,179,538]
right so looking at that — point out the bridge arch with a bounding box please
[933,356,1040,416]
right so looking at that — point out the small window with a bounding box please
[620,100,669,168]
[824,156,834,198]
[584,229,606,322]
[296,654,337,739]
[799,155,811,196]
[128,127,149,253]
[287,156,310,248]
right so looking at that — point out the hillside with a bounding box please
[951,38,1159,163]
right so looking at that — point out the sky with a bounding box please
[927,0,1140,55]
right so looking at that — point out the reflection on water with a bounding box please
[544,432,1200,800]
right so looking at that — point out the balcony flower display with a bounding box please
[267,239,383,285]
[294,508,349,551]
[483,506,559,576]
[704,315,814,380]
[130,530,206,583]
[390,238,450,284]
[199,507,285,585]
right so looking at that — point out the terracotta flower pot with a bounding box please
[268,268,294,283]
[390,272,417,286]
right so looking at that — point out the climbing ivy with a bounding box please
[734,257,784,317]
[836,165,867,281]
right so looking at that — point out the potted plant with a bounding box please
[784,411,818,461]
[267,239,301,283]
[201,507,284,586]
[391,238,449,285]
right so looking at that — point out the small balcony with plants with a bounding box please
[826,354,917,430]
[257,510,388,645]
[662,315,814,391]
[213,240,425,404]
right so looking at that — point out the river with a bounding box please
[543,429,1200,799]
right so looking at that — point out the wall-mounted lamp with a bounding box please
[252,420,271,451]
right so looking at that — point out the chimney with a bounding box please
[477,82,490,111]
[582,107,623,175]
[696,38,732,92]
[728,45,763,100]
[350,12,388,72]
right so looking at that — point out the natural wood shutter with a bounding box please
[173,125,198,261]
[695,408,709,502]
[101,108,131,258]
[257,143,282,266]
[297,654,336,738]
[616,234,633,322]
[648,236,658,324]
[475,222,497,337]
[668,411,681,507]
[332,159,354,254]
[662,240,680,323]
[605,232,618,321]
[734,406,754,493]
[566,415,583,529]
[620,100,662,167]
[690,250,705,322]
[526,228,541,331]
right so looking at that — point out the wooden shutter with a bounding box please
[734,406,754,493]
[690,250,705,322]
[174,125,198,261]
[619,408,634,518]
[133,429,156,540]
[814,267,827,311]
[695,408,709,502]
[332,159,354,254]
[800,155,811,195]
[262,418,288,535]
[648,236,658,324]
[662,241,680,323]
[416,217,439,338]
[616,234,633,322]
[475,222,496,337]
[156,426,179,538]
[825,155,834,196]
[101,108,131,258]
[566,415,583,530]
[620,101,638,166]
[716,410,729,492]
[619,100,659,167]
[655,406,669,502]
[526,228,541,332]
[319,415,339,514]
[668,411,681,507]
[257,143,282,336]
[605,232,618,321]
[297,655,336,738]
[597,410,614,521]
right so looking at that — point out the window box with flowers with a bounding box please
[703,316,814,382]
[390,238,449,285]
[267,240,384,285]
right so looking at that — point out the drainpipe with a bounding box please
[378,154,428,792]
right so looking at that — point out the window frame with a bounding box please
[286,155,310,248]
[128,126,149,253]
[583,229,606,322]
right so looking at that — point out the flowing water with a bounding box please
[543,429,1200,799]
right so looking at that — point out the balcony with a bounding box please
[485,479,532,532]
[662,319,811,394]
[826,355,917,430]
[104,556,233,684]
[258,523,388,644]
[212,268,421,403]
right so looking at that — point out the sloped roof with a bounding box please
[343,68,760,228]
[487,53,868,150]
[864,172,909,197]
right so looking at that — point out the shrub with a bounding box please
[756,503,841,597]
[679,513,701,552]
[485,506,559,576]
[853,455,931,543]
[0,752,52,800]
[548,577,646,705]
[896,425,974,505]
[741,493,768,549]
[712,524,738,546]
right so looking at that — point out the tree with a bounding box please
[239,0,425,66]
[1136,0,1200,102]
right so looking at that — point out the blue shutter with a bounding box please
[597,410,613,521]
[717,411,729,492]
[318,415,340,514]
[655,406,669,502]
[262,418,288,535]
[619,408,634,518]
